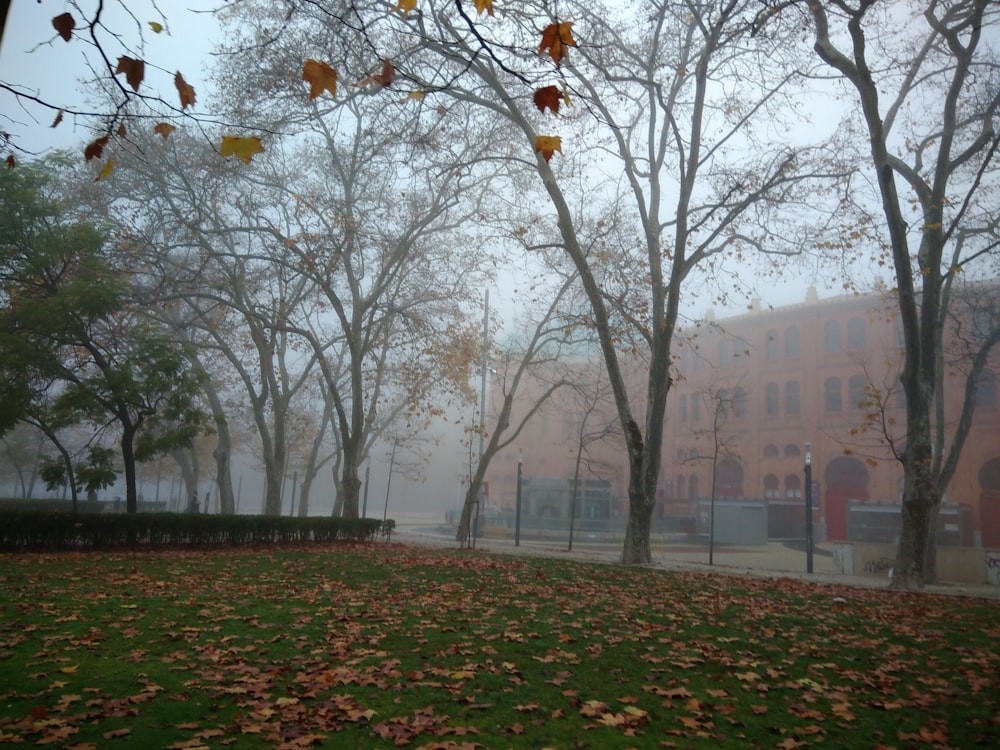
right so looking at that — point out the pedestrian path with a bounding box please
[392,524,1000,600]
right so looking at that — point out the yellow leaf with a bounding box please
[394,0,417,17]
[59,664,79,674]
[95,160,115,181]
[538,22,576,66]
[220,135,264,164]
[149,22,164,33]
[302,59,338,99]
[401,90,425,104]
[153,123,176,139]
[535,135,562,162]
[474,0,495,15]
[175,72,196,110]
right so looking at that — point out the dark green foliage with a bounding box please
[0,509,389,550]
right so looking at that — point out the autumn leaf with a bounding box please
[153,123,176,139]
[115,56,145,92]
[95,160,115,181]
[393,0,417,17]
[354,60,395,89]
[174,72,196,110]
[302,59,338,99]
[533,86,563,115]
[5,155,15,169]
[117,122,127,138]
[51,109,64,128]
[149,22,164,33]
[52,13,75,42]
[538,22,576,66]
[401,91,425,104]
[83,136,109,161]
[220,135,264,164]
[474,0,495,15]
[535,135,561,162]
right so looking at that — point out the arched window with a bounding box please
[676,475,686,500]
[824,320,841,353]
[764,444,780,458]
[784,443,801,457]
[764,474,780,499]
[679,393,688,422]
[847,317,866,350]
[688,474,700,501]
[785,381,801,415]
[785,326,800,358]
[825,376,842,412]
[784,474,802,499]
[848,374,867,410]
[765,330,779,361]
[691,394,701,423]
[766,382,779,416]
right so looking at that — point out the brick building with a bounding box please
[484,288,1000,547]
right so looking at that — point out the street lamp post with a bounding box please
[804,441,813,574]
[515,449,523,547]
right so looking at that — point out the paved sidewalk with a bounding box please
[392,523,1000,601]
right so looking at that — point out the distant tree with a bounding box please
[0,162,205,513]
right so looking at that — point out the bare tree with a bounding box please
[802,0,1000,587]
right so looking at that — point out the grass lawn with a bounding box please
[0,543,997,749]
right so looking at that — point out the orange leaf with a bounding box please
[115,56,145,92]
[538,22,576,66]
[153,123,176,139]
[533,86,562,115]
[354,60,395,89]
[474,0,495,15]
[302,59,338,99]
[6,155,15,169]
[52,13,75,42]
[220,135,264,164]
[84,136,109,161]
[174,72,196,110]
[51,109,64,128]
[393,0,417,17]
[535,135,561,162]
[117,122,127,138]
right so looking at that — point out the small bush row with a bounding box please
[0,510,395,551]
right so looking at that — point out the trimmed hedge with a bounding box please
[0,510,395,551]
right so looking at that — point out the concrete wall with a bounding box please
[833,542,996,585]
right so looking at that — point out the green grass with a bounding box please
[0,544,997,749]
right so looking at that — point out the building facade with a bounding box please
[485,289,1000,547]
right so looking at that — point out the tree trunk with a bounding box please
[121,423,139,514]
[892,445,938,589]
[213,446,236,514]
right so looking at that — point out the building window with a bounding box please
[847,317,866,350]
[764,474,780,498]
[676,475,686,500]
[764,444,780,458]
[784,443,801,457]
[689,474,700,501]
[679,393,688,423]
[733,387,746,418]
[717,338,730,367]
[785,474,802,498]
[785,380,801,416]
[766,382,779,416]
[976,370,997,407]
[691,394,701,423]
[824,320,841,353]
[848,374,867,410]
[765,330,779,361]
[824,376,842,412]
[785,326,800,358]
